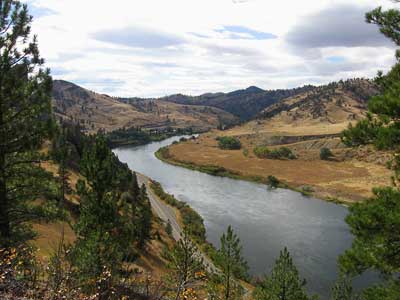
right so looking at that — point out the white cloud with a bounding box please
[23,0,399,97]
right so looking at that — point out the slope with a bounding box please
[52,80,239,133]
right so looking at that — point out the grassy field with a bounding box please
[161,129,392,203]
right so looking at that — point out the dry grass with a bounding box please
[167,132,392,203]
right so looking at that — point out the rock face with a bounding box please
[52,80,239,133]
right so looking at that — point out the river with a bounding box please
[113,136,374,299]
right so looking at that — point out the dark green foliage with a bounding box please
[0,0,60,247]
[106,126,194,148]
[266,176,280,189]
[216,226,248,300]
[217,136,242,150]
[254,146,297,160]
[340,187,400,275]
[150,181,206,243]
[339,5,400,298]
[361,281,400,300]
[253,248,312,300]
[136,184,152,248]
[166,220,173,236]
[106,126,151,147]
[366,6,400,49]
[330,276,360,300]
[163,85,315,121]
[70,136,134,287]
[320,147,334,160]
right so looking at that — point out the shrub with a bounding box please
[179,137,188,142]
[300,185,314,196]
[253,146,271,158]
[216,136,241,150]
[267,175,280,188]
[150,181,206,243]
[320,147,334,160]
[254,146,297,160]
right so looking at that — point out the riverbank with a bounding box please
[155,140,390,205]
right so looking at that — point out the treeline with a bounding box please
[106,126,194,148]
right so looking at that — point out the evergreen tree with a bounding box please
[167,231,204,300]
[330,275,360,300]
[217,225,248,300]
[339,5,400,298]
[136,183,152,248]
[253,247,311,300]
[70,136,132,289]
[0,0,58,246]
[129,171,140,203]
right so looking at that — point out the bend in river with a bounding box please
[113,136,374,299]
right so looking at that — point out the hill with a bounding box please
[231,78,379,137]
[161,85,316,121]
[160,79,391,202]
[52,80,239,133]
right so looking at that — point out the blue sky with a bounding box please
[25,0,397,97]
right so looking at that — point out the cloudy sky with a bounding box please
[25,0,398,97]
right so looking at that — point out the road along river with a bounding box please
[114,136,375,299]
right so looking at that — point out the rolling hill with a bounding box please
[162,78,389,202]
[52,80,239,133]
[161,85,316,121]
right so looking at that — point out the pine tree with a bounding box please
[136,183,152,248]
[330,275,360,300]
[339,5,400,298]
[71,136,132,289]
[253,247,311,300]
[167,231,204,300]
[217,225,248,300]
[0,0,58,246]
[129,171,140,203]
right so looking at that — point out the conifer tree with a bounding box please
[0,0,57,246]
[167,231,204,300]
[129,172,140,203]
[217,225,248,300]
[71,136,132,288]
[330,275,360,300]
[253,247,311,300]
[136,183,152,248]
[339,5,400,298]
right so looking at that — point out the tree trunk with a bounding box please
[0,151,10,245]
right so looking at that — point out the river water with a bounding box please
[113,136,372,299]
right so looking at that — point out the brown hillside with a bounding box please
[163,79,391,203]
[52,80,239,133]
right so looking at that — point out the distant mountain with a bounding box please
[161,85,316,121]
[52,78,378,135]
[52,80,239,133]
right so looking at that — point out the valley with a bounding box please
[160,79,391,203]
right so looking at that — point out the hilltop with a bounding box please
[52,80,239,133]
[162,85,315,121]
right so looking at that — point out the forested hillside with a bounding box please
[161,85,316,121]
